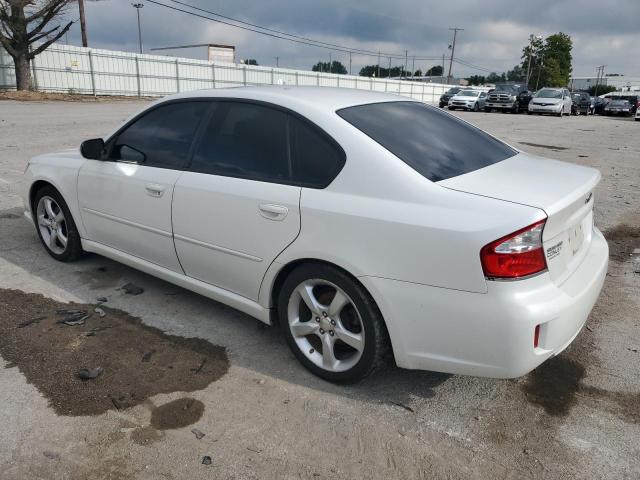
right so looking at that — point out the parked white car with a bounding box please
[528,88,572,116]
[22,87,608,383]
[448,89,487,111]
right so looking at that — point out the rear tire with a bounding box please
[33,186,84,262]
[277,264,389,384]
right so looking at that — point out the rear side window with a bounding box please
[191,101,344,188]
[337,101,516,182]
[290,116,345,187]
[191,102,290,183]
[111,102,209,168]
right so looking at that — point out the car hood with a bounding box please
[532,98,562,104]
[450,95,477,101]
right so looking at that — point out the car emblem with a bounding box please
[585,192,593,204]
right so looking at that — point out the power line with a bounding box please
[145,0,444,62]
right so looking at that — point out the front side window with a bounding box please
[337,101,517,182]
[111,102,209,168]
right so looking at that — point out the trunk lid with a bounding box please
[439,153,600,285]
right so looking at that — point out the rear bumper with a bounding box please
[361,227,608,378]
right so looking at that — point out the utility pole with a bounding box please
[442,53,445,80]
[349,52,352,75]
[377,51,380,78]
[275,56,279,68]
[594,65,606,97]
[329,51,332,73]
[411,56,415,78]
[78,0,88,47]
[535,52,545,90]
[388,56,391,78]
[404,50,408,80]
[132,3,144,54]
[447,27,463,85]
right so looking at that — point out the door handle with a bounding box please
[259,204,288,221]
[145,183,165,198]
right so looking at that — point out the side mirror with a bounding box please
[80,138,105,160]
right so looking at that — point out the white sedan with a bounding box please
[22,87,608,383]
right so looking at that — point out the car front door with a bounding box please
[172,100,345,300]
[563,89,572,113]
[78,101,210,272]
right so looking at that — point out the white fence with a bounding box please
[0,43,455,103]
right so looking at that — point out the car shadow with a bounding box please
[0,206,451,406]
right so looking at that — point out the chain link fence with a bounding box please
[1,43,454,102]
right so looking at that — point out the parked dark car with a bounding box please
[616,94,640,114]
[484,83,533,113]
[571,91,591,115]
[604,99,632,116]
[439,87,462,108]
[593,97,609,115]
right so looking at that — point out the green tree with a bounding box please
[587,84,616,96]
[506,65,525,82]
[414,69,422,77]
[426,65,443,76]
[486,72,502,83]
[466,75,486,85]
[312,60,347,74]
[243,59,258,66]
[542,33,572,87]
[358,64,409,77]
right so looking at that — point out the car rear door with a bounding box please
[78,100,210,272]
[172,100,345,301]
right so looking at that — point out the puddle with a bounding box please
[518,141,568,151]
[522,356,585,416]
[74,265,126,290]
[150,398,205,430]
[603,224,640,261]
[0,289,229,416]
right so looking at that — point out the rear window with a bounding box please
[337,101,517,182]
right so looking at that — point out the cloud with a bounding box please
[55,0,639,78]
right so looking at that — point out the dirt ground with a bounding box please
[0,98,638,479]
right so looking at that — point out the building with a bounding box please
[150,44,236,64]
[570,75,640,92]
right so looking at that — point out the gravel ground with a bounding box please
[0,98,638,480]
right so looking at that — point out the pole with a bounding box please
[526,35,533,87]
[442,54,445,80]
[404,50,408,80]
[78,0,88,47]
[349,52,352,76]
[447,27,463,84]
[388,56,391,78]
[535,52,544,90]
[411,56,415,78]
[329,51,332,73]
[132,3,144,54]
[275,56,279,68]
[377,51,380,78]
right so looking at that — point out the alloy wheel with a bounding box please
[287,279,365,372]
[36,196,68,255]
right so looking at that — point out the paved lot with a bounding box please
[0,98,639,480]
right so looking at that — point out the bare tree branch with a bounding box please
[28,19,71,57]
[0,30,18,57]
[27,1,67,38]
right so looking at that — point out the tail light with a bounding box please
[480,220,547,279]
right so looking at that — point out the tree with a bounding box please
[486,72,502,83]
[542,33,572,87]
[587,84,616,96]
[506,65,525,82]
[243,59,258,65]
[466,74,486,86]
[425,65,443,76]
[312,60,347,74]
[359,64,409,78]
[0,1,73,90]
[413,69,422,77]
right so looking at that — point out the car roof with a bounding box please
[161,86,414,112]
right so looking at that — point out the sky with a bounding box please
[55,0,639,78]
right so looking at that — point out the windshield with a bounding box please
[535,89,562,99]
[337,101,517,182]
[495,84,518,93]
[445,88,461,95]
[458,90,479,97]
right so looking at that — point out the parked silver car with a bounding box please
[448,89,487,111]
[528,88,572,117]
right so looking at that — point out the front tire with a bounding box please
[33,186,84,262]
[277,264,388,383]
